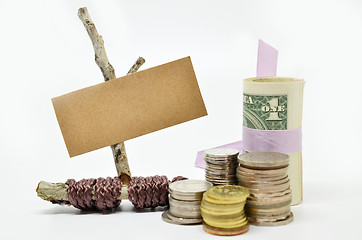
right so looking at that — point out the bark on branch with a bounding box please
[36,181,128,204]
[78,7,145,185]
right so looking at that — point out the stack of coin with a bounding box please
[237,152,294,226]
[204,148,239,185]
[162,180,212,225]
[200,185,250,236]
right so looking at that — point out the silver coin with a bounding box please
[248,210,291,221]
[238,152,289,168]
[206,167,237,171]
[206,179,238,184]
[246,204,290,214]
[206,165,238,171]
[169,192,203,201]
[247,210,291,220]
[238,176,290,187]
[205,159,238,166]
[169,196,201,207]
[206,180,238,185]
[246,198,292,209]
[206,173,237,178]
[247,191,292,202]
[248,212,294,226]
[250,188,291,198]
[170,208,201,219]
[162,210,202,225]
[204,157,238,162]
[236,170,288,178]
[205,154,238,159]
[206,174,237,180]
[206,161,238,166]
[241,180,290,193]
[237,165,288,175]
[206,168,238,174]
[169,180,212,195]
[205,170,237,175]
[204,148,239,158]
[237,172,288,181]
[206,175,237,179]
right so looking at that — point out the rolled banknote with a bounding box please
[243,77,305,205]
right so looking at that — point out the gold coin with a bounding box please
[201,210,245,220]
[203,213,247,223]
[200,205,243,216]
[203,214,248,228]
[203,216,248,229]
[203,222,249,236]
[206,185,249,203]
[201,198,245,212]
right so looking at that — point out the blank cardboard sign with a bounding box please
[52,57,207,157]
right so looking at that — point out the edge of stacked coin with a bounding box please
[162,180,212,225]
[204,148,239,185]
[201,185,250,236]
[237,152,294,226]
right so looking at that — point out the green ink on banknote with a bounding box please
[243,94,287,130]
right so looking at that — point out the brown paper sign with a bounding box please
[52,57,207,157]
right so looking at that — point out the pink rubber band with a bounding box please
[257,39,278,77]
[242,126,302,154]
[194,127,302,169]
[194,141,243,169]
[195,40,286,169]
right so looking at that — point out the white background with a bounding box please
[1,0,361,239]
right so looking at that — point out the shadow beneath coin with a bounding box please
[132,205,169,213]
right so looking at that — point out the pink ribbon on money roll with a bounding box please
[242,126,302,154]
[194,39,302,169]
[194,127,302,169]
[194,141,243,168]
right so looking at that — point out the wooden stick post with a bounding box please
[78,7,145,185]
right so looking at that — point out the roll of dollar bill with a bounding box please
[243,77,305,205]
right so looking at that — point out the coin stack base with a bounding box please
[203,222,250,236]
[204,148,239,185]
[162,180,212,225]
[201,185,250,236]
[237,152,294,226]
[162,210,202,225]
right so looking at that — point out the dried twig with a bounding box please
[77,7,145,184]
[36,181,128,204]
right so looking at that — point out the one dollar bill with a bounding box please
[243,77,305,205]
